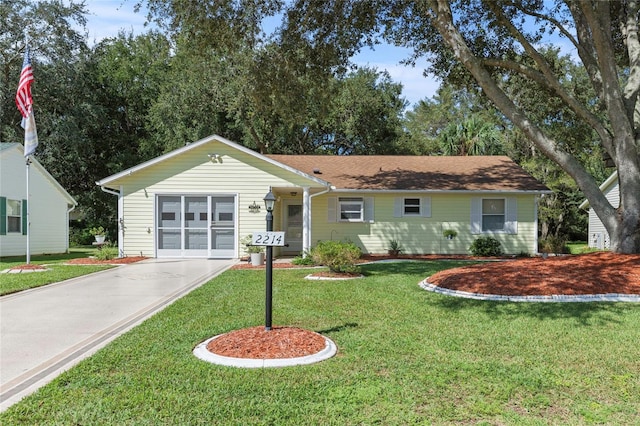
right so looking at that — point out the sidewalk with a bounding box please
[0,258,235,412]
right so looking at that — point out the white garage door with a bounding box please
[156,194,237,258]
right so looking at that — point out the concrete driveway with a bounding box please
[0,258,235,411]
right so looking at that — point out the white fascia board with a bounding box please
[330,189,553,195]
[97,134,331,189]
[578,171,617,209]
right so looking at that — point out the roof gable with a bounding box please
[267,155,549,192]
[0,143,77,205]
[97,134,330,188]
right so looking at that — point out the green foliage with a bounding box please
[438,115,505,156]
[310,240,362,273]
[240,234,264,254]
[469,237,504,257]
[539,236,569,254]
[89,226,105,236]
[0,0,88,143]
[387,239,404,256]
[443,229,458,239]
[94,243,118,261]
[69,222,94,246]
[291,251,316,266]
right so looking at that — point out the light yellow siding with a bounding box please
[116,142,317,257]
[108,139,541,258]
[311,193,538,255]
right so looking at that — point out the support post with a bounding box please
[265,209,273,330]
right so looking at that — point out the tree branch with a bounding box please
[428,0,614,221]
[620,0,640,127]
[487,2,612,148]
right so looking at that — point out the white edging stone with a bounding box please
[304,274,364,281]
[193,333,338,368]
[419,279,640,303]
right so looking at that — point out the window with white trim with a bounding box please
[482,199,505,231]
[403,198,421,215]
[471,197,517,234]
[339,197,364,222]
[7,199,22,233]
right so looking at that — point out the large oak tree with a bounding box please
[280,0,640,253]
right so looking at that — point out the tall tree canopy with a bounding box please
[276,0,640,253]
[0,0,87,143]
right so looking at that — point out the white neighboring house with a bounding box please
[0,143,77,257]
[579,171,619,250]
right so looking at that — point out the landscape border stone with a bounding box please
[419,279,640,303]
[193,333,338,368]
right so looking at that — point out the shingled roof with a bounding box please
[267,155,549,192]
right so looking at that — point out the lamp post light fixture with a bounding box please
[263,187,276,331]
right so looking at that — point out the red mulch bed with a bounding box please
[207,326,326,359]
[9,264,48,271]
[65,256,147,265]
[428,252,640,296]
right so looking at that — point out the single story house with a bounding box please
[579,171,618,249]
[0,143,77,257]
[96,134,551,259]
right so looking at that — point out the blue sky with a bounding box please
[82,0,439,108]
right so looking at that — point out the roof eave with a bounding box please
[97,134,332,188]
[329,188,552,194]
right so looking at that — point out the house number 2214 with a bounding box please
[252,231,286,246]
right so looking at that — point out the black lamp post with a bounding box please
[263,187,276,331]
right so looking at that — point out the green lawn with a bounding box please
[2,261,639,424]
[0,248,114,295]
[567,241,601,254]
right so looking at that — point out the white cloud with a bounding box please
[81,0,148,44]
[353,46,440,108]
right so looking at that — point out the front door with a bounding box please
[156,194,236,258]
[284,202,303,254]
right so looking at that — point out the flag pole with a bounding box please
[26,157,31,264]
[24,33,31,264]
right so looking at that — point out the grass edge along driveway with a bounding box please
[2,261,639,425]
[0,250,114,296]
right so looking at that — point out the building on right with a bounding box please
[579,171,619,250]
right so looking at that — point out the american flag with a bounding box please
[16,46,38,157]
[16,47,35,119]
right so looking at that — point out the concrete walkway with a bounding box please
[0,258,235,411]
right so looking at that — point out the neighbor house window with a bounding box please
[7,199,22,233]
[339,197,364,222]
[482,199,505,232]
[403,198,421,215]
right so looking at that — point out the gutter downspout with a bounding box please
[99,185,124,257]
[306,186,333,254]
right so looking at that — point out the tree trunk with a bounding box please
[429,0,640,253]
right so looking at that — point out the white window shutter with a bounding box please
[421,197,432,217]
[394,197,402,217]
[365,197,374,222]
[470,198,482,234]
[327,197,336,223]
[505,198,518,234]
